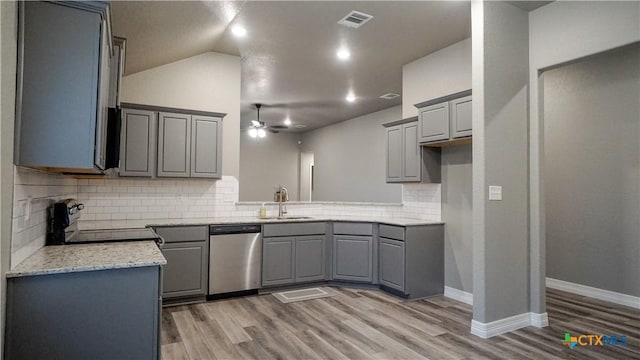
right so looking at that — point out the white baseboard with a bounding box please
[471,313,532,338]
[444,286,473,305]
[529,312,549,327]
[546,277,640,310]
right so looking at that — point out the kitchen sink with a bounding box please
[260,216,315,220]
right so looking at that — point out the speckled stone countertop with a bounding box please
[7,241,166,278]
[142,216,443,228]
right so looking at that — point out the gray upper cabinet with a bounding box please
[191,115,222,178]
[157,112,192,178]
[119,109,156,177]
[385,125,403,182]
[119,104,225,179]
[451,95,473,138]
[403,122,420,181]
[109,37,126,108]
[15,1,112,172]
[418,103,449,143]
[416,90,472,145]
[385,118,440,183]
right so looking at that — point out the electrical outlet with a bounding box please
[489,186,502,201]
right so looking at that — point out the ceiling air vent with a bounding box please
[380,93,400,100]
[338,11,373,29]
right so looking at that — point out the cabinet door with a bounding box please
[94,19,111,170]
[451,95,472,138]
[262,237,295,286]
[161,241,208,299]
[379,238,405,292]
[119,109,156,177]
[16,2,101,169]
[191,115,222,178]
[157,112,191,177]
[386,125,403,183]
[402,122,421,182]
[295,235,325,282]
[333,235,373,282]
[418,102,449,143]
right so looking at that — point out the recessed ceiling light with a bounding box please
[336,48,350,60]
[346,93,356,103]
[284,118,292,126]
[231,25,247,37]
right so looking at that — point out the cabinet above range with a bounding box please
[14,1,116,173]
[119,103,225,179]
[415,89,472,147]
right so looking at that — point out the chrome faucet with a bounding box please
[277,186,288,217]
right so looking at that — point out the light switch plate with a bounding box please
[489,186,502,201]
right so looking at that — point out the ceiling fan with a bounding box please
[248,103,285,137]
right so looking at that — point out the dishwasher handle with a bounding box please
[210,224,261,235]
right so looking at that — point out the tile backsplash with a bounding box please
[10,171,441,265]
[11,167,78,267]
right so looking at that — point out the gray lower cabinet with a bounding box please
[15,1,113,172]
[161,241,208,298]
[333,235,373,282]
[5,266,161,359]
[378,224,444,299]
[155,226,209,301]
[379,238,405,291]
[119,109,156,176]
[262,223,326,287]
[295,235,326,282]
[262,236,296,286]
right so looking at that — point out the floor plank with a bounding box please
[162,287,640,360]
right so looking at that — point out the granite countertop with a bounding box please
[7,241,167,278]
[141,216,444,228]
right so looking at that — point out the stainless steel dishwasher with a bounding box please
[208,224,262,295]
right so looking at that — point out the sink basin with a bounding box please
[260,216,315,220]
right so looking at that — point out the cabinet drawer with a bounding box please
[154,226,208,243]
[263,222,325,237]
[333,222,373,236]
[379,224,405,241]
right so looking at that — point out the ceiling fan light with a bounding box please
[248,128,258,138]
[251,120,261,127]
[284,118,292,126]
[257,128,266,138]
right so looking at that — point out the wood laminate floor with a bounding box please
[161,287,640,359]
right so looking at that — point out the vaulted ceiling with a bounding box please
[111,1,473,132]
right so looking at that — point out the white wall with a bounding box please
[239,132,300,202]
[402,38,473,293]
[528,0,640,314]
[121,52,241,178]
[0,1,17,354]
[402,38,471,118]
[301,106,403,203]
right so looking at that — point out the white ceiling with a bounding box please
[111,1,472,132]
